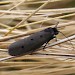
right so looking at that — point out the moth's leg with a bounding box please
[54,36,58,41]
[43,41,49,50]
[54,36,62,48]
[43,36,55,50]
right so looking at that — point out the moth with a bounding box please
[8,24,59,56]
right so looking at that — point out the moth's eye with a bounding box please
[21,46,24,48]
[31,38,34,40]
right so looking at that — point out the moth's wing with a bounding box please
[8,30,52,56]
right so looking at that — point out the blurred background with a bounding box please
[0,0,75,75]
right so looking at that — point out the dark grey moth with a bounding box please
[8,26,59,56]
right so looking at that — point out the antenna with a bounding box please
[55,21,59,28]
[59,31,75,51]
[54,21,74,50]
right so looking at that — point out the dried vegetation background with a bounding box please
[0,0,75,75]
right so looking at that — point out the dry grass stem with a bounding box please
[0,0,75,75]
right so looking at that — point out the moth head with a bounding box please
[52,22,59,35]
[52,27,59,35]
